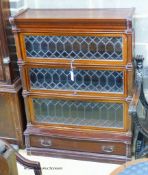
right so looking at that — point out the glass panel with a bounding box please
[25,35,123,60]
[30,68,124,93]
[33,98,123,128]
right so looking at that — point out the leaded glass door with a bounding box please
[26,95,129,131]
[20,33,128,66]
[22,65,128,97]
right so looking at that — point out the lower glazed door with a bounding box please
[25,95,130,132]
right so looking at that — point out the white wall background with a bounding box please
[25,0,148,15]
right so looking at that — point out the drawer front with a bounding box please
[30,135,127,155]
[27,96,129,131]
[24,66,127,96]
[20,33,128,65]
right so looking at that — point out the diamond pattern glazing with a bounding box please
[30,68,123,93]
[25,35,123,60]
[33,98,123,128]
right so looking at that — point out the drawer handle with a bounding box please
[41,139,52,147]
[102,146,114,153]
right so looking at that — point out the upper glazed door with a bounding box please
[20,33,129,66]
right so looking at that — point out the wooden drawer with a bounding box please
[29,135,128,156]
[20,33,129,66]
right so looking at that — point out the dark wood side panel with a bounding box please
[0,43,5,81]
[0,79,26,148]
[0,0,9,81]
[0,0,19,83]
[0,92,16,138]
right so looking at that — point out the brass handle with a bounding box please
[41,139,52,147]
[102,145,114,153]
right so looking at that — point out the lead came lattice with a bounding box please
[30,68,124,93]
[33,98,123,128]
[25,35,123,60]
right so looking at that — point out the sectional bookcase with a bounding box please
[11,8,135,163]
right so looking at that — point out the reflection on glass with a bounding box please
[33,98,123,128]
[30,68,123,93]
[25,35,123,60]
